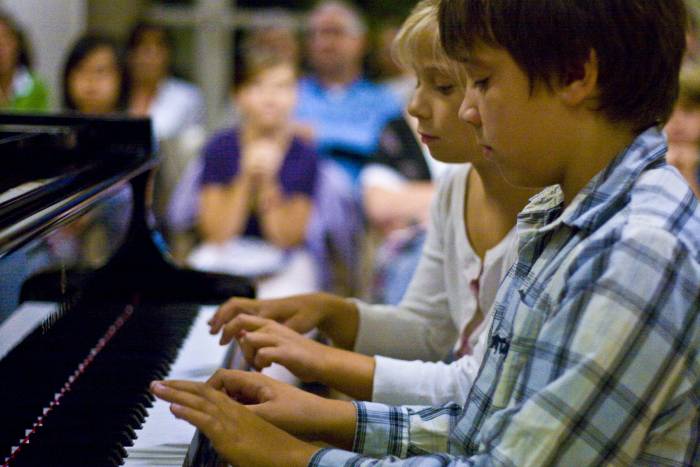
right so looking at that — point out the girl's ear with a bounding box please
[558,49,599,107]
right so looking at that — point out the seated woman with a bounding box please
[59,34,130,266]
[125,22,205,141]
[188,50,319,299]
[0,9,49,112]
[63,34,126,115]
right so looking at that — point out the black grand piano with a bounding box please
[0,114,254,466]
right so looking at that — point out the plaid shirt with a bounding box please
[310,127,700,466]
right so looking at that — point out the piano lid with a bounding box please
[0,113,154,260]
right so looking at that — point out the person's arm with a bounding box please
[363,182,435,233]
[150,370,356,466]
[226,314,376,400]
[255,177,313,248]
[209,293,361,350]
[198,174,255,243]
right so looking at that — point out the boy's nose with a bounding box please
[459,97,481,127]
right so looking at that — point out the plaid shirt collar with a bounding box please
[517,127,667,243]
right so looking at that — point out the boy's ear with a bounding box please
[558,49,599,106]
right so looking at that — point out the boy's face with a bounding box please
[458,43,573,188]
[665,103,700,145]
[407,59,478,164]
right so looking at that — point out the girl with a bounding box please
[189,51,320,299]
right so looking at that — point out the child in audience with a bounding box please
[188,51,319,299]
[151,0,699,465]
[209,0,538,406]
[665,64,700,198]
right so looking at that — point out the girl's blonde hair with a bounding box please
[392,0,465,85]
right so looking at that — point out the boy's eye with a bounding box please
[473,77,490,91]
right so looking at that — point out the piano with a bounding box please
[0,114,254,466]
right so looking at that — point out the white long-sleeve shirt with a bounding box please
[353,164,517,406]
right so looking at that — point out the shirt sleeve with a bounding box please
[353,172,459,361]
[308,402,476,467]
[280,139,318,197]
[371,322,489,406]
[199,132,238,186]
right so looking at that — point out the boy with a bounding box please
[151,0,700,465]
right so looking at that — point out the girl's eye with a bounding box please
[435,84,455,95]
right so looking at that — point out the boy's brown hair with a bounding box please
[438,0,687,132]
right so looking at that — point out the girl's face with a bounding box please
[0,20,19,77]
[236,63,297,132]
[407,53,479,164]
[69,46,121,114]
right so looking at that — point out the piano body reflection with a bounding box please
[0,114,254,466]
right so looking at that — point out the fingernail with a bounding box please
[151,382,167,392]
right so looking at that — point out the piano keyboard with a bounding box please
[124,305,230,466]
[0,299,228,466]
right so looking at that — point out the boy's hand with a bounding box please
[151,370,356,451]
[209,293,359,349]
[230,315,331,382]
[149,376,320,467]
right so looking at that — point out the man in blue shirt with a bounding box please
[295,0,402,180]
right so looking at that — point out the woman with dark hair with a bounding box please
[60,34,130,267]
[0,9,48,111]
[125,22,205,140]
[62,34,126,114]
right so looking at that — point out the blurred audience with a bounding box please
[360,111,447,304]
[665,64,700,198]
[125,22,208,234]
[371,19,415,105]
[0,9,48,111]
[294,0,402,180]
[125,22,205,140]
[188,50,319,298]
